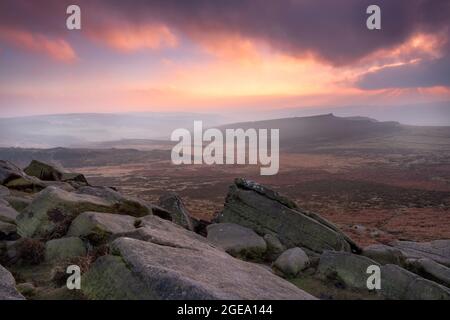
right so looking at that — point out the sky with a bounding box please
[0,0,449,117]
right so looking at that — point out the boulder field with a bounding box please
[0,160,449,300]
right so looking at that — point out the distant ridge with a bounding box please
[218,113,403,150]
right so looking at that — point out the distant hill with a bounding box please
[218,114,450,152]
[0,114,449,168]
[219,114,398,150]
[0,112,226,148]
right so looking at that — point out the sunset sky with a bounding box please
[0,0,449,117]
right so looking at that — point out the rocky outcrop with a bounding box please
[0,264,24,300]
[75,186,152,217]
[317,250,450,300]
[274,247,310,277]
[1,160,47,192]
[217,178,358,253]
[206,223,267,259]
[16,187,116,238]
[158,192,197,231]
[83,229,316,300]
[24,160,88,187]
[391,240,450,267]
[2,159,450,301]
[16,185,166,239]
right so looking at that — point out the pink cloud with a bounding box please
[0,27,77,62]
[87,24,178,52]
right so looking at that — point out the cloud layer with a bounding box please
[0,0,449,116]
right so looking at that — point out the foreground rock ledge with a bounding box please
[83,236,315,300]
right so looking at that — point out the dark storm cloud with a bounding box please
[1,0,449,75]
[91,0,450,66]
[1,0,449,66]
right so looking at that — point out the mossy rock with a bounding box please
[44,237,87,262]
[218,179,358,253]
[207,223,267,260]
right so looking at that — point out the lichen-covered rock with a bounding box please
[0,161,24,185]
[158,192,196,231]
[45,237,86,262]
[24,160,88,187]
[3,195,32,213]
[274,247,309,277]
[75,186,151,217]
[406,258,450,288]
[317,250,450,299]
[67,211,137,244]
[317,250,379,290]
[380,264,450,300]
[16,187,116,238]
[217,178,358,253]
[264,234,285,261]
[206,223,267,259]
[4,176,47,193]
[362,244,406,266]
[0,264,25,300]
[391,240,450,267]
[82,234,316,300]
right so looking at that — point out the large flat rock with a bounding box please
[391,240,450,267]
[82,215,315,300]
